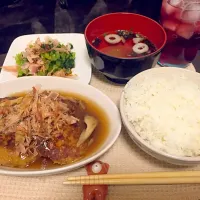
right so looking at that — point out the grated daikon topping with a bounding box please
[124,76,200,157]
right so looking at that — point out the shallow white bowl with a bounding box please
[120,67,200,166]
[0,76,121,176]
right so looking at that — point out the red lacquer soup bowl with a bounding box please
[85,12,167,83]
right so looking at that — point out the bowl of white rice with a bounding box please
[120,67,200,165]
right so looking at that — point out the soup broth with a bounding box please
[92,30,157,58]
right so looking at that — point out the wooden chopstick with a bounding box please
[67,171,200,181]
[63,177,200,185]
[64,171,200,185]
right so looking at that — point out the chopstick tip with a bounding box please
[63,181,71,185]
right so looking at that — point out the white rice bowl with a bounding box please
[120,67,200,165]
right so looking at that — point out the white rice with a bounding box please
[124,76,200,157]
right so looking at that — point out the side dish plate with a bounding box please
[0,33,91,84]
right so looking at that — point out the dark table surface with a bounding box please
[0,0,199,70]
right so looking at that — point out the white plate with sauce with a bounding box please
[0,76,121,176]
[0,33,92,84]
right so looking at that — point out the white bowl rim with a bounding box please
[120,67,200,163]
[0,76,122,176]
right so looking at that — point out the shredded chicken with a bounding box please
[2,66,18,72]
[0,87,98,167]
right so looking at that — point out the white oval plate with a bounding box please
[0,76,121,176]
[0,33,92,84]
